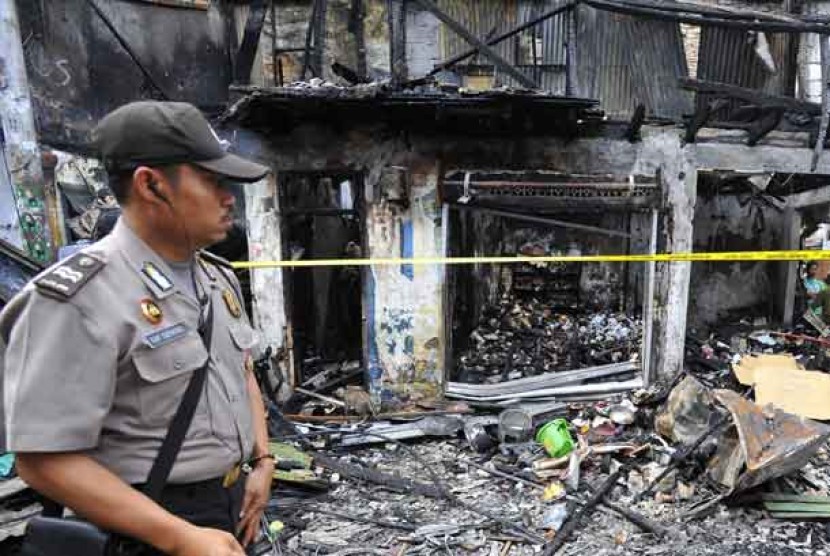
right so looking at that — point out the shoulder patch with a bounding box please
[35,253,105,300]
[198,250,234,270]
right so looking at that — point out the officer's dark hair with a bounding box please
[107,164,181,205]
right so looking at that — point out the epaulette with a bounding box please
[197,250,234,270]
[35,252,105,300]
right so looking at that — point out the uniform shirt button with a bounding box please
[174,361,183,370]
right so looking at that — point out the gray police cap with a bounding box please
[94,101,268,183]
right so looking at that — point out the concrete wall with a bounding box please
[233,123,700,395]
[16,0,231,147]
[365,163,445,402]
[688,193,784,331]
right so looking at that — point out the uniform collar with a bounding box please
[110,219,208,301]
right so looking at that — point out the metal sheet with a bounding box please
[575,6,691,120]
[709,389,830,493]
[696,27,795,118]
[446,377,643,402]
[447,361,638,396]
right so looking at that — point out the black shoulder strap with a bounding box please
[143,300,215,502]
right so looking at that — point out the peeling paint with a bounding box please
[366,167,445,404]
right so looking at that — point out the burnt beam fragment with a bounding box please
[332,62,370,84]
[685,100,727,143]
[235,0,269,84]
[680,78,821,114]
[625,104,646,142]
[813,36,830,171]
[585,0,830,33]
[541,469,625,555]
[312,453,443,498]
[746,108,785,146]
[413,0,539,88]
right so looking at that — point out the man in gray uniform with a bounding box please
[0,101,274,556]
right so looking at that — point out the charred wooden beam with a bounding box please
[566,9,577,96]
[541,469,625,555]
[350,0,368,79]
[680,78,820,114]
[813,37,830,171]
[747,108,785,146]
[300,0,320,78]
[388,0,408,86]
[625,103,646,142]
[685,100,725,143]
[427,1,575,77]
[314,0,328,78]
[332,62,369,84]
[313,452,444,498]
[235,0,268,84]
[413,0,539,88]
[584,0,830,34]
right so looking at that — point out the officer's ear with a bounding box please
[133,166,173,207]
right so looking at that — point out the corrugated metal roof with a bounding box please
[696,27,795,117]
[575,6,691,120]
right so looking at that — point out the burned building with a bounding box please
[3,0,830,407]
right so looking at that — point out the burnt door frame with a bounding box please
[276,170,366,384]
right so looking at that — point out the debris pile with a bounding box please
[456,303,642,384]
[244,328,830,556]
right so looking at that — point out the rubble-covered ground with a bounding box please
[264,435,830,556]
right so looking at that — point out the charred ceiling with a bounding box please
[225,85,603,137]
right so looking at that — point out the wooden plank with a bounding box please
[235,0,268,84]
[813,36,830,171]
[680,78,821,114]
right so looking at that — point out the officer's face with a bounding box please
[171,164,237,247]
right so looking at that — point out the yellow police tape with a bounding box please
[232,250,830,269]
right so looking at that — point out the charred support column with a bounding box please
[0,0,54,262]
[780,207,802,327]
[388,0,408,86]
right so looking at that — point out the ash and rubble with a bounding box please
[245,323,830,556]
[456,302,642,383]
[269,438,830,556]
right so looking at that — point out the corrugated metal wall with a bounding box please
[575,6,691,120]
[696,27,795,115]
[434,1,690,117]
[437,0,569,93]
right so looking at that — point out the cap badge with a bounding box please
[222,289,242,318]
[140,298,164,325]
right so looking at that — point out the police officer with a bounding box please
[0,101,274,556]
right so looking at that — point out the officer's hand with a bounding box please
[237,460,274,547]
[170,524,245,556]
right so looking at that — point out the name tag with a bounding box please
[143,323,188,349]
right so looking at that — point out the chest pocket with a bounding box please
[132,331,209,428]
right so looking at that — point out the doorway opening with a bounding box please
[278,172,365,385]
